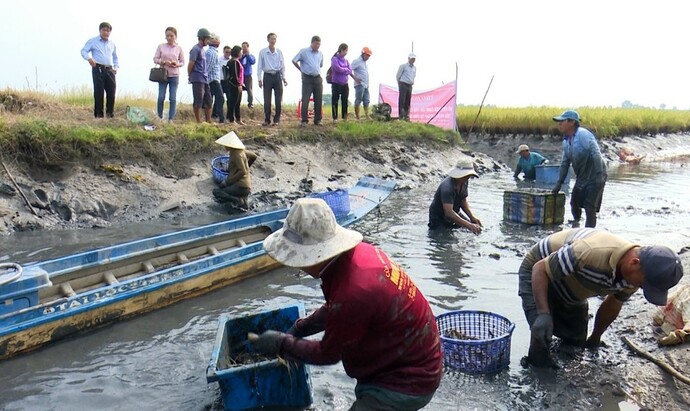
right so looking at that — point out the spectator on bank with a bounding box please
[351,47,372,120]
[240,42,256,108]
[152,26,184,122]
[396,53,416,121]
[206,33,225,123]
[330,43,354,122]
[81,22,119,118]
[226,46,245,125]
[256,33,288,126]
[187,28,212,123]
[292,36,324,126]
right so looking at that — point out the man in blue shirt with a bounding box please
[292,36,324,126]
[188,28,212,123]
[240,42,256,109]
[80,22,118,118]
[514,144,547,180]
[551,110,607,228]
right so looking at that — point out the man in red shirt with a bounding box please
[252,198,442,410]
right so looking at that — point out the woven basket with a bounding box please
[436,310,515,373]
[309,189,350,217]
[211,155,229,184]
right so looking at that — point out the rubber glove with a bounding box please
[248,331,287,355]
[551,184,561,194]
[531,313,553,348]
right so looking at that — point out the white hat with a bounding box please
[215,131,245,149]
[263,198,363,267]
[447,158,478,179]
[408,52,416,59]
[516,144,530,154]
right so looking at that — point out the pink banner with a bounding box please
[378,81,457,130]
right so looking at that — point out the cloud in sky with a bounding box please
[1,0,689,109]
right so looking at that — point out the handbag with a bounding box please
[149,66,168,83]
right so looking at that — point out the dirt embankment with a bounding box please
[2,131,690,235]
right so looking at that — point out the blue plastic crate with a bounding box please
[435,310,515,374]
[309,189,350,217]
[211,155,229,185]
[535,164,570,187]
[206,305,313,411]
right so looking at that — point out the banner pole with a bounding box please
[467,74,495,138]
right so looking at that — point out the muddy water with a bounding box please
[1,159,689,411]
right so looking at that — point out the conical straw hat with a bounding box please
[214,131,245,149]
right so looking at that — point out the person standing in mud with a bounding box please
[251,198,442,410]
[428,158,483,234]
[518,228,684,368]
[81,22,118,118]
[396,53,416,121]
[551,110,607,227]
[513,144,547,181]
[212,131,257,210]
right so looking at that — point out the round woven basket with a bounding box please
[435,310,515,373]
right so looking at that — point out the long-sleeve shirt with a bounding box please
[396,62,415,85]
[292,47,323,76]
[224,149,257,189]
[81,35,119,68]
[240,53,256,76]
[256,47,286,80]
[153,43,184,77]
[351,56,369,87]
[514,152,547,180]
[205,46,221,83]
[280,242,442,396]
[330,55,352,85]
[558,127,606,188]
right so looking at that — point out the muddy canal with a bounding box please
[1,158,689,410]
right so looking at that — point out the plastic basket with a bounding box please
[435,310,515,374]
[309,189,350,217]
[212,155,229,184]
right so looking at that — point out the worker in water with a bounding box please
[513,144,547,181]
[212,131,257,210]
[427,158,482,234]
[250,198,443,410]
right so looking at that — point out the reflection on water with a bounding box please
[0,160,689,410]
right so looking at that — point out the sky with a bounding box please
[1,0,689,109]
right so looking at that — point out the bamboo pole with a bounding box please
[1,160,39,217]
[467,74,495,138]
[621,336,690,386]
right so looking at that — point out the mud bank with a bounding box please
[2,133,689,234]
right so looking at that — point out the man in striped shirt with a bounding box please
[518,228,684,367]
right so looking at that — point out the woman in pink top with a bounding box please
[153,27,185,121]
[330,43,354,122]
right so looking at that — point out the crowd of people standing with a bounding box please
[80,23,387,124]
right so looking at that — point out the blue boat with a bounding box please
[0,177,396,361]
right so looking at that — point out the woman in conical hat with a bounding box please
[212,131,257,209]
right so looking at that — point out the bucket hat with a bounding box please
[640,246,684,305]
[447,158,478,179]
[263,198,363,267]
[214,131,245,149]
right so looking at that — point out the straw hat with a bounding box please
[516,144,530,154]
[263,198,363,267]
[447,158,478,179]
[214,131,245,149]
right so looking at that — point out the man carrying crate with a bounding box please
[250,198,442,410]
[518,228,683,368]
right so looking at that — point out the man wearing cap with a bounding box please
[428,158,483,234]
[250,198,442,410]
[188,28,213,123]
[518,228,684,368]
[396,53,416,121]
[80,22,119,118]
[212,131,257,210]
[206,33,225,123]
[513,144,547,181]
[552,110,607,227]
[351,47,372,120]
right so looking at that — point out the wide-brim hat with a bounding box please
[640,245,684,305]
[447,158,478,179]
[214,131,245,149]
[263,198,363,267]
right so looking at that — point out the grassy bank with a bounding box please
[2,88,689,173]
